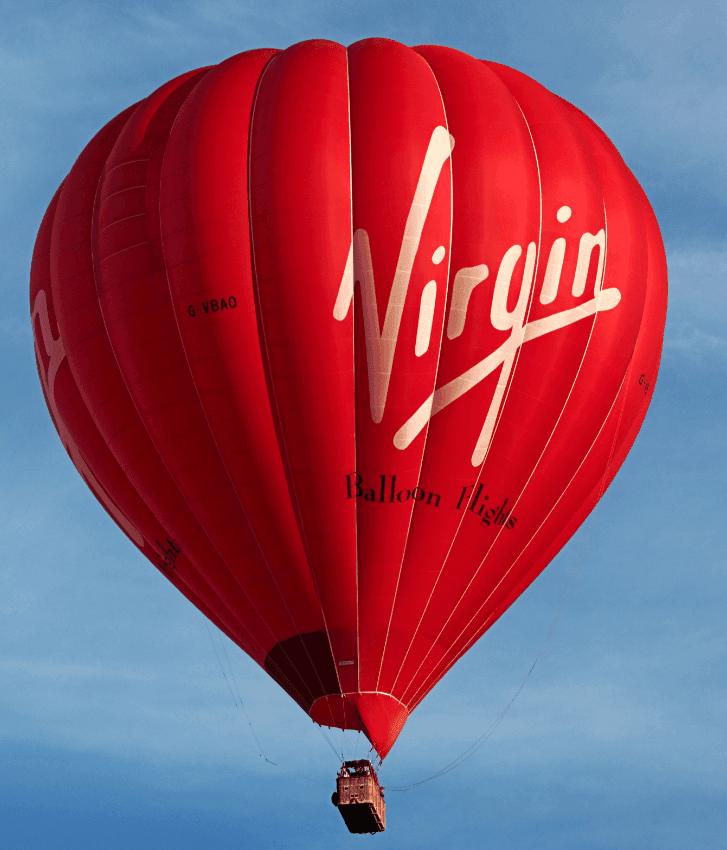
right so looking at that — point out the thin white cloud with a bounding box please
[666,323,727,359]
[664,249,727,360]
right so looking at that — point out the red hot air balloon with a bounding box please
[31,39,667,764]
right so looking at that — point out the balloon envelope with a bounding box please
[31,39,667,758]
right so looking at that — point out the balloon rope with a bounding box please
[317,722,345,761]
[203,619,276,765]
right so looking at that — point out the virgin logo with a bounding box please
[333,126,621,467]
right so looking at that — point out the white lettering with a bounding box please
[447,264,488,340]
[415,280,437,357]
[572,229,605,297]
[332,133,618,468]
[491,243,536,332]
[540,237,566,304]
[334,125,454,422]
[32,289,145,548]
[393,283,620,461]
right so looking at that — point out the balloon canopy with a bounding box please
[30,39,667,759]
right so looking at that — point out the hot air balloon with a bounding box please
[30,38,667,826]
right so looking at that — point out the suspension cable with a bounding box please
[317,722,345,761]
[203,619,276,765]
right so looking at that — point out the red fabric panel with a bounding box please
[94,65,309,656]
[158,50,325,640]
[30,109,261,657]
[372,46,541,696]
[248,40,358,693]
[346,38,453,694]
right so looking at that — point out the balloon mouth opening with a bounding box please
[309,692,409,760]
[263,631,409,758]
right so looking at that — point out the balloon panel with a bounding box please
[31,39,667,758]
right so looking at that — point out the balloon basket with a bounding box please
[331,760,386,834]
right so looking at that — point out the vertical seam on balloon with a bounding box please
[389,77,544,696]
[87,84,274,668]
[74,183,273,654]
[246,49,342,723]
[38,188,149,551]
[158,54,323,710]
[406,318,638,708]
[103,157,153,176]
[409,159,669,706]
[160,63,307,670]
[346,48,361,701]
[374,47,455,695]
[232,59,344,700]
[147,73,282,665]
[53,97,269,664]
[403,187,615,706]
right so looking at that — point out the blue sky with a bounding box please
[2,1,726,847]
